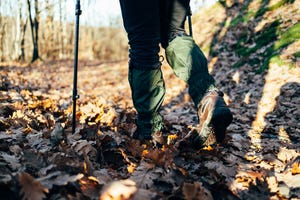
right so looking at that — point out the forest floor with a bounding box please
[1,0,300,200]
[0,57,299,200]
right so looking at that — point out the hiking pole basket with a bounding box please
[72,0,81,134]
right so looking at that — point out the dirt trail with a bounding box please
[0,57,299,199]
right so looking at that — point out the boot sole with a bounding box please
[210,107,233,143]
[196,107,232,147]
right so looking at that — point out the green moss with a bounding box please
[229,15,243,27]
[256,0,295,17]
[224,18,232,28]
[274,22,300,50]
[236,20,280,58]
[293,51,300,58]
[229,13,254,27]
[211,0,297,71]
[270,55,285,65]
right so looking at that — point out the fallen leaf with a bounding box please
[129,161,160,189]
[277,147,297,163]
[167,134,178,145]
[83,151,95,176]
[182,182,213,200]
[37,172,84,189]
[266,176,278,193]
[0,152,21,170]
[79,176,101,200]
[19,172,48,200]
[99,179,137,200]
[50,123,64,146]
[291,159,300,175]
[205,161,236,178]
[143,148,166,166]
[0,174,12,184]
[72,139,97,158]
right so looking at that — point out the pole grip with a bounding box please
[75,0,82,16]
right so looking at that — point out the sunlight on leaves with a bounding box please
[291,161,300,175]
[99,179,137,200]
[167,134,178,145]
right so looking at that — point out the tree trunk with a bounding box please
[59,0,64,59]
[0,0,3,61]
[27,0,40,62]
[20,18,28,61]
[14,0,27,61]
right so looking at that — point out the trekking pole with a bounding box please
[72,0,81,134]
[187,6,193,37]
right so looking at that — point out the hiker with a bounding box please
[119,0,233,147]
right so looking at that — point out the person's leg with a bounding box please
[161,0,215,105]
[119,0,165,144]
[162,0,232,147]
[159,0,189,49]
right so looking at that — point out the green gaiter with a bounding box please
[166,36,216,106]
[128,67,165,137]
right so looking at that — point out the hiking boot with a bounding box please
[195,90,233,147]
[132,131,165,147]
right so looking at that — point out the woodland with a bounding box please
[0,0,299,199]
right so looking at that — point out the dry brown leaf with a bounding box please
[266,176,278,193]
[129,161,160,189]
[93,169,113,185]
[143,148,165,166]
[0,152,21,170]
[100,108,118,126]
[126,140,144,158]
[202,145,214,151]
[19,172,48,200]
[204,161,236,178]
[38,172,84,189]
[72,139,97,157]
[79,176,101,200]
[277,147,297,163]
[83,152,95,176]
[0,174,12,184]
[99,179,137,200]
[127,162,136,174]
[182,182,213,200]
[50,123,64,146]
[132,188,156,200]
[278,160,300,196]
[41,99,54,110]
[167,134,178,145]
[236,176,253,187]
[291,161,300,175]
[143,147,174,168]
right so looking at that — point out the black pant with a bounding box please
[119,0,190,69]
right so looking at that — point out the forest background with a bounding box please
[0,0,213,63]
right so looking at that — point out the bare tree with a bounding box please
[27,0,40,62]
[14,0,27,61]
[0,0,4,61]
[1,0,127,62]
[59,0,63,58]
[20,19,28,61]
